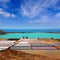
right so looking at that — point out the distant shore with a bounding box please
[2,32,60,34]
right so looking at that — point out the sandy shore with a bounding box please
[19,50,60,59]
[0,38,60,60]
[0,38,7,41]
[0,49,60,60]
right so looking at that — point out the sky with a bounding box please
[0,0,60,29]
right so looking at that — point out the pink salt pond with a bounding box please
[32,47,57,50]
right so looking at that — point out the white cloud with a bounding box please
[27,14,60,29]
[0,8,16,18]
[54,13,60,18]
[21,6,29,17]
[28,19,49,24]
[52,12,60,24]
[0,0,10,3]
[28,15,60,24]
[28,16,51,24]
[0,0,10,9]
[20,0,59,18]
[11,14,16,17]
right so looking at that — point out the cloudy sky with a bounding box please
[0,0,60,29]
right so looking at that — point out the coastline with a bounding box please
[1,32,60,34]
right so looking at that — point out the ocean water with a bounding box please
[0,29,60,39]
[2,29,60,32]
[0,33,60,39]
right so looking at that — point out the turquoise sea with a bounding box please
[0,33,60,39]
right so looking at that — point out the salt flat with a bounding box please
[0,41,15,50]
[0,39,60,50]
